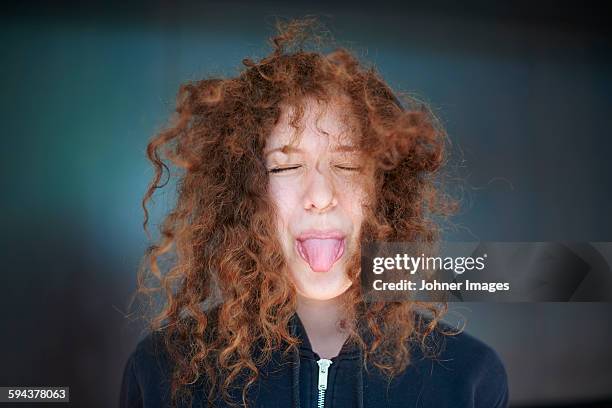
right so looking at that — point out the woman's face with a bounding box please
[265,97,370,300]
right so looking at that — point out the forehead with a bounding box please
[265,96,359,151]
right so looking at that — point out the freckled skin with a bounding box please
[265,97,370,301]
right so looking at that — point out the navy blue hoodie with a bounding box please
[120,310,509,407]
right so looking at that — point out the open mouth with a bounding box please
[295,237,346,273]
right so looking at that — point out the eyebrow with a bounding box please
[264,144,359,157]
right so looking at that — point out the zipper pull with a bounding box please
[317,358,333,390]
[316,358,333,408]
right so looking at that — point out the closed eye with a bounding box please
[268,165,301,173]
[336,165,361,172]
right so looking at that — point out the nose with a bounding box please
[302,165,338,213]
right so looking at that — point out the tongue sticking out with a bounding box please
[297,238,345,272]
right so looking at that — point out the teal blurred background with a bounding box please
[1,1,611,407]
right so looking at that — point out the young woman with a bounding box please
[120,18,509,408]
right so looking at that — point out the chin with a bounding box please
[297,288,349,301]
[291,263,352,300]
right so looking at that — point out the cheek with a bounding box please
[338,183,366,224]
[268,180,300,230]
[349,200,365,229]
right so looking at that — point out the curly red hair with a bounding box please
[132,17,457,408]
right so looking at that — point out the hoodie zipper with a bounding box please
[316,358,333,408]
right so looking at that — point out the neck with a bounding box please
[295,292,351,359]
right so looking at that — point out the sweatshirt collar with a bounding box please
[288,311,365,408]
